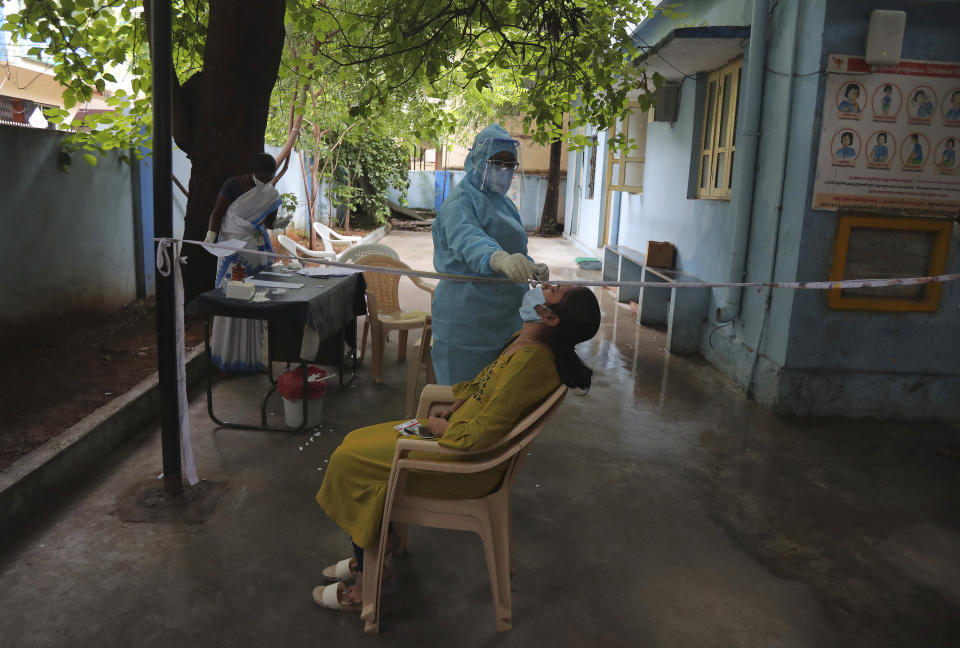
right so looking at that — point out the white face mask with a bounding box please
[519,285,547,322]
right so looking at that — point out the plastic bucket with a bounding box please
[278,366,328,428]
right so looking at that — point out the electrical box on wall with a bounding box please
[653,84,680,122]
[865,10,905,66]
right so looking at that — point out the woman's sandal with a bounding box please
[312,583,361,613]
[322,558,357,582]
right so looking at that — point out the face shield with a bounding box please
[470,136,526,210]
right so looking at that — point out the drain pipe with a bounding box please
[746,0,802,399]
[715,0,770,323]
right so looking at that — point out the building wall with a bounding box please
[564,127,610,250]
[0,125,137,343]
[700,0,829,398]
[566,0,813,376]
[564,0,753,254]
[776,0,960,418]
[563,0,960,419]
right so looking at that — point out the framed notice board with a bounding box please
[828,214,952,312]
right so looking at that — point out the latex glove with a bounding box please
[204,230,218,244]
[489,250,536,282]
[533,263,550,281]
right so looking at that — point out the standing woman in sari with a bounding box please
[203,153,281,373]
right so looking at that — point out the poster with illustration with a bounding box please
[943,88,960,123]
[831,130,861,165]
[866,131,895,168]
[906,86,936,123]
[934,136,958,174]
[871,84,901,122]
[813,55,960,212]
[900,133,929,169]
[836,80,866,119]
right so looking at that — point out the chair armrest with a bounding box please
[410,276,436,296]
[301,248,336,261]
[393,438,519,474]
[416,384,455,418]
[395,438,461,455]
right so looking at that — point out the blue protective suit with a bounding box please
[431,125,529,385]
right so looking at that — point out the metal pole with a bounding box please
[151,0,182,495]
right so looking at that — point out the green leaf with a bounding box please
[83,153,98,166]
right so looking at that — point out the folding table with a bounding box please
[186,271,366,432]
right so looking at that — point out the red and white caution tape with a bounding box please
[158,237,960,291]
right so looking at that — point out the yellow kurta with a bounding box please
[316,342,561,549]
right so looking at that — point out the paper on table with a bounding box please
[248,278,304,289]
[298,266,363,277]
[257,270,296,278]
[199,239,249,257]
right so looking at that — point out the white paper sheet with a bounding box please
[247,278,305,289]
[298,266,363,277]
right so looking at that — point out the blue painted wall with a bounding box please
[777,0,960,417]
[565,0,959,418]
[0,125,137,342]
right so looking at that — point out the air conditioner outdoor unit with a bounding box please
[653,84,680,123]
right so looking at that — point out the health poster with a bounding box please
[812,54,960,213]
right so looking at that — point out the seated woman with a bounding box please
[313,283,602,612]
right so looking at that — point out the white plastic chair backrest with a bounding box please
[277,234,299,258]
[485,384,567,456]
[312,223,335,252]
[338,243,400,264]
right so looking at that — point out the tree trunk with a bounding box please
[177,0,287,302]
[538,137,563,234]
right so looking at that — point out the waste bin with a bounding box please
[278,365,328,428]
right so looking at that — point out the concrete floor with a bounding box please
[1,231,959,647]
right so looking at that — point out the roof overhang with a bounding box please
[638,26,751,83]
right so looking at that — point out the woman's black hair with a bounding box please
[544,287,601,391]
[845,83,859,97]
[250,153,277,176]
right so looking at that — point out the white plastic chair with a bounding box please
[337,243,400,264]
[277,234,337,263]
[312,221,362,253]
[360,383,569,633]
[359,255,435,384]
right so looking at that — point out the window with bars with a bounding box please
[697,59,741,199]
[606,105,647,194]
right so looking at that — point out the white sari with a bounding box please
[210,177,281,372]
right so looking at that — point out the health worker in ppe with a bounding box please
[431,124,550,385]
